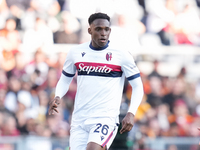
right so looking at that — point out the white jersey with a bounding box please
[62,41,140,125]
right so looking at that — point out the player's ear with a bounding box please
[88,27,91,35]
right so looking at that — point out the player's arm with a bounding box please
[127,76,144,115]
[48,73,73,115]
[49,49,76,115]
[120,50,144,134]
[120,76,144,134]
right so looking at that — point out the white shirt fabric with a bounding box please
[55,41,143,125]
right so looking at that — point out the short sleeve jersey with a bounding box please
[62,41,140,125]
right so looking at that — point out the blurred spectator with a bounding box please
[46,0,60,17]
[0,18,21,71]
[144,0,175,45]
[25,48,49,87]
[0,49,16,72]
[162,78,186,113]
[184,81,200,115]
[144,0,200,46]
[25,118,37,135]
[15,90,34,134]
[6,0,30,10]
[146,76,163,108]
[0,89,15,127]
[4,76,21,112]
[54,121,70,138]
[53,11,81,44]
[0,18,17,37]
[0,114,20,136]
[147,117,161,138]
[22,17,53,52]
[7,5,23,30]
[168,122,179,137]
[168,99,194,136]
[46,51,67,76]
[39,67,59,96]
[6,51,26,79]
[45,0,61,34]
[47,15,60,35]
[157,104,171,131]
[46,112,70,137]
[110,13,145,55]
[20,7,36,31]
[148,60,163,79]
[170,4,200,45]
[30,0,59,15]
[34,122,52,137]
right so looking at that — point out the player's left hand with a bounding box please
[120,112,135,134]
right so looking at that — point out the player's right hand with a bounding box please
[48,96,60,115]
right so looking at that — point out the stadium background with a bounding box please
[0,0,200,149]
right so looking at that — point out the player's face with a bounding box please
[88,19,111,48]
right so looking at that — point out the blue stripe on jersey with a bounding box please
[77,71,122,77]
[127,73,140,81]
[62,70,75,77]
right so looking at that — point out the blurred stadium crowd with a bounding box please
[0,0,200,149]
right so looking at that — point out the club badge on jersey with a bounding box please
[106,52,112,61]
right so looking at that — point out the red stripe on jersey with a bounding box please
[101,131,113,147]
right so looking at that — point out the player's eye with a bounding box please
[105,27,110,31]
[95,27,101,31]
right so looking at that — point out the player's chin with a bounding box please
[98,41,107,47]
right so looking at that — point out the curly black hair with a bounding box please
[88,12,110,25]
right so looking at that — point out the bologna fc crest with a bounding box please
[106,52,112,61]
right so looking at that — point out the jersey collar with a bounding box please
[89,41,109,51]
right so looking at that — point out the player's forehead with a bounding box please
[91,19,110,28]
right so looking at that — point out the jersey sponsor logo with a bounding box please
[75,62,122,77]
[106,52,112,61]
[78,63,112,74]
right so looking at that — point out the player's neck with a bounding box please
[89,41,110,51]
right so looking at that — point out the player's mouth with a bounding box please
[99,38,107,43]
